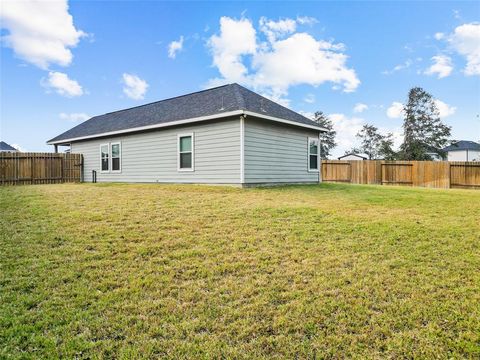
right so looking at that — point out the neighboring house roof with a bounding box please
[48,83,326,144]
[0,141,18,151]
[338,153,368,160]
[443,140,480,152]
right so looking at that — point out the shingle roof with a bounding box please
[443,140,480,152]
[0,141,18,151]
[48,83,324,144]
[338,153,367,160]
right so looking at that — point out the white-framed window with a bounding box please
[178,133,194,171]
[100,142,122,173]
[100,144,109,172]
[308,137,319,172]
[111,142,121,172]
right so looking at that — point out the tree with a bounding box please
[356,124,383,159]
[313,111,336,159]
[399,87,451,160]
[378,133,397,160]
[355,125,397,160]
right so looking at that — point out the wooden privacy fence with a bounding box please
[322,160,480,189]
[0,152,83,185]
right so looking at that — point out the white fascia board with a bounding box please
[47,109,326,145]
[47,110,244,145]
[243,111,327,132]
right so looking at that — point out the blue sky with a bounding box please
[1,1,479,156]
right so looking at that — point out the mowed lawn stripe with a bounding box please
[1,183,479,358]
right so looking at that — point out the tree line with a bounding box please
[315,87,452,160]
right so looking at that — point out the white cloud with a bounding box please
[41,71,83,97]
[329,113,365,155]
[386,99,455,119]
[0,0,85,69]
[122,73,148,100]
[382,59,413,75]
[10,143,26,152]
[328,114,403,157]
[304,93,315,103]
[252,32,358,96]
[296,16,318,26]
[378,126,404,150]
[207,17,257,84]
[424,55,453,78]
[434,99,456,117]
[59,112,90,122]
[206,16,359,102]
[168,36,184,59]
[448,23,480,76]
[353,103,368,113]
[387,102,404,119]
[259,17,296,43]
[299,111,315,120]
[434,32,445,40]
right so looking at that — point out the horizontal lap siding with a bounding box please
[244,118,320,184]
[71,118,241,183]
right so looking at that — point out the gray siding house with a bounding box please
[47,84,326,186]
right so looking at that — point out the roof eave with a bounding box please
[47,110,326,145]
[242,110,327,132]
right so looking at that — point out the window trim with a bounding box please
[177,133,195,172]
[100,143,110,173]
[307,137,320,172]
[110,142,122,173]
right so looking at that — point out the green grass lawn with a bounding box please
[1,183,479,359]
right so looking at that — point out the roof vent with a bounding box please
[260,98,266,112]
[219,95,225,111]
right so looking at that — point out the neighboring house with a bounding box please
[425,151,443,161]
[443,141,480,162]
[47,84,326,186]
[338,153,367,160]
[0,141,18,152]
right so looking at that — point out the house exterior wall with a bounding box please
[447,150,480,161]
[243,117,320,184]
[71,118,242,184]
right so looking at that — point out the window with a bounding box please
[100,142,121,173]
[111,143,121,172]
[308,137,319,171]
[178,134,194,171]
[100,144,109,171]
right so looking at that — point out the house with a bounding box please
[443,141,480,162]
[338,153,367,160]
[47,84,327,186]
[425,151,443,161]
[0,141,18,152]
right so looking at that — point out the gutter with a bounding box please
[47,110,327,145]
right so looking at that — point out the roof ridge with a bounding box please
[231,83,246,110]
[102,83,233,117]
[233,83,317,124]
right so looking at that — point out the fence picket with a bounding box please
[0,153,83,185]
[322,160,480,189]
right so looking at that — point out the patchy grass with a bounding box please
[0,183,479,358]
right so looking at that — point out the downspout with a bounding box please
[318,134,322,184]
[240,114,246,185]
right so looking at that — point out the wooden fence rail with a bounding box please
[322,160,480,189]
[0,152,83,185]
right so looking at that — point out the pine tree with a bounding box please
[313,111,337,159]
[400,87,451,160]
